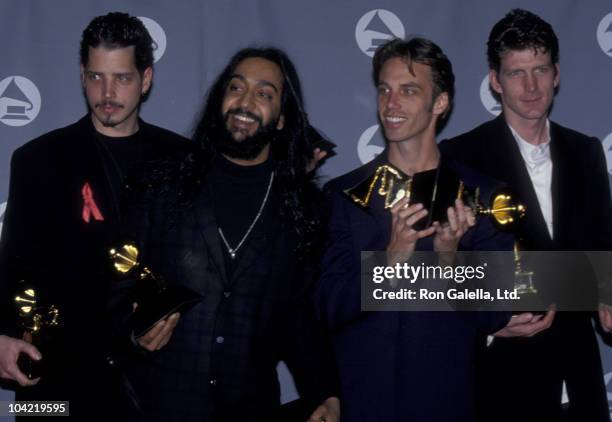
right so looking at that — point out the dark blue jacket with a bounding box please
[315,150,512,422]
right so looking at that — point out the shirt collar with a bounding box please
[507,120,551,166]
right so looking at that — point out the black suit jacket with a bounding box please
[440,115,612,421]
[440,115,612,252]
[114,156,337,422]
[0,115,188,414]
[314,150,513,422]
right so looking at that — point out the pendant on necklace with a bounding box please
[230,250,236,259]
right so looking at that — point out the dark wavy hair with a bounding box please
[372,37,455,125]
[80,12,154,73]
[184,47,319,254]
[487,9,559,72]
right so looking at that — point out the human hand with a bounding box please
[598,303,612,332]
[494,305,556,338]
[386,198,435,266]
[307,396,340,422]
[0,335,41,386]
[433,198,475,263]
[306,148,328,173]
[134,303,180,352]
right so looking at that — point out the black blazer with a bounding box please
[314,150,513,422]
[440,114,612,252]
[114,157,337,422]
[440,115,612,421]
[0,115,188,413]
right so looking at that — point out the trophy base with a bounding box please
[17,353,43,380]
[132,284,202,338]
[512,290,546,315]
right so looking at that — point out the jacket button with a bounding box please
[216,336,225,344]
[223,291,231,298]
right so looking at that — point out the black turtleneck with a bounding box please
[207,154,276,274]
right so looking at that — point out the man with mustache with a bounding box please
[440,9,612,421]
[112,47,339,421]
[0,12,187,417]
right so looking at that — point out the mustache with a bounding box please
[95,100,123,109]
[224,108,262,125]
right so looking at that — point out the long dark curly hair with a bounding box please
[179,47,320,255]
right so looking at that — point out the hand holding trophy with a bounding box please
[345,162,526,230]
[109,243,202,340]
[14,285,60,379]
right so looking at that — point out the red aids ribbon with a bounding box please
[81,182,104,223]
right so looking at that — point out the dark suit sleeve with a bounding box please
[588,139,612,305]
[314,187,365,332]
[589,139,612,250]
[0,147,53,337]
[282,264,339,413]
[460,197,514,334]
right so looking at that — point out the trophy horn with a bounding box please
[109,243,140,274]
[344,164,411,209]
[109,242,157,283]
[467,188,526,230]
[15,287,37,316]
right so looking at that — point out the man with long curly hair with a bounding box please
[115,47,339,421]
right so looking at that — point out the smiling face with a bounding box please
[221,57,285,142]
[490,48,559,127]
[377,57,448,145]
[81,46,152,137]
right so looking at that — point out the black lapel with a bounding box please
[492,116,552,246]
[194,179,230,287]
[549,123,576,247]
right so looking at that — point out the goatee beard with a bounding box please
[212,110,279,160]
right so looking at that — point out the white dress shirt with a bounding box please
[508,121,554,238]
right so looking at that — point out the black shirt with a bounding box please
[207,154,276,276]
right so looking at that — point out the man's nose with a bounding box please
[386,91,401,110]
[239,89,256,111]
[102,80,115,99]
[524,73,537,93]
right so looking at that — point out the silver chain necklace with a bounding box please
[218,171,275,259]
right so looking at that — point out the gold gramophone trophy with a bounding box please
[345,163,526,230]
[512,242,536,295]
[346,163,533,302]
[109,243,201,338]
[14,286,60,379]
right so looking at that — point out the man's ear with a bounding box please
[142,67,153,95]
[553,63,560,89]
[489,69,503,95]
[433,92,449,116]
[276,114,285,130]
[80,65,86,87]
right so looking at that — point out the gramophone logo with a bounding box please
[0,201,7,234]
[480,74,502,116]
[138,17,167,63]
[602,133,612,186]
[597,12,612,58]
[355,9,405,58]
[0,76,41,127]
[357,124,385,164]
